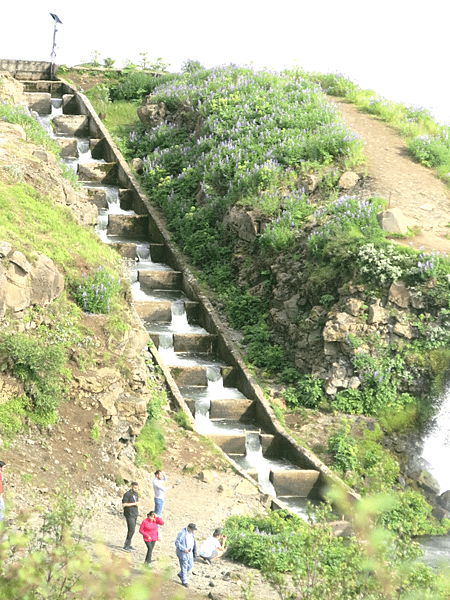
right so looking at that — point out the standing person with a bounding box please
[199,528,227,565]
[139,511,164,566]
[121,482,139,552]
[0,461,5,523]
[153,470,176,517]
[175,522,197,588]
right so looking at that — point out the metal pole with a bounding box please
[50,14,63,80]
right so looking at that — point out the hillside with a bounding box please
[2,66,450,599]
[334,99,450,255]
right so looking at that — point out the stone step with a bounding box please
[84,188,131,210]
[57,137,78,158]
[270,469,322,499]
[24,92,51,114]
[173,333,217,353]
[169,365,208,387]
[107,214,149,237]
[209,434,247,454]
[184,398,255,421]
[78,162,118,185]
[135,300,172,321]
[52,115,89,137]
[138,269,182,290]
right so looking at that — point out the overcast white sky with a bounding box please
[2,1,449,123]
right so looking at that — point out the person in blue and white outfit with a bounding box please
[175,522,197,588]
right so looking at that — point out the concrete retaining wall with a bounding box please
[0,60,55,80]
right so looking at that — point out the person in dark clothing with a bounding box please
[122,482,139,552]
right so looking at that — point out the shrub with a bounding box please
[135,420,166,468]
[377,489,449,536]
[408,133,450,169]
[0,332,67,421]
[284,374,325,409]
[72,266,121,314]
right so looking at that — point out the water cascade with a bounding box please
[420,388,450,493]
[244,432,277,496]
[29,88,335,530]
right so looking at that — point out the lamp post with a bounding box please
[50,13,63,80]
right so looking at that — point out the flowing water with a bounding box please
[37,95,367,526]
[420,388,450,495]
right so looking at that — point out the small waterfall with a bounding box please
[39,114,53,136]
[96,212,108,234]
[158,332,176,363]
[105,187,120,212]
[51,98,63,116]
[63,158,78,175]
[245,431,277,496]
[77,138,91,162]
[171,301,189,330]
[136,243,151,263]
[421,388,450,493]
[195,395,214,433]
[207,366,224,393]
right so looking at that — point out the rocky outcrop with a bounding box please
[0,243,64,317]
[137,96,201,136]
[0,71,26,103]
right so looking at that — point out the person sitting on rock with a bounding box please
[199,528,227,565]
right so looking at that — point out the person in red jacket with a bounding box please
[139,510,164,565]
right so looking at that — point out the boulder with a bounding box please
[296,174,318,194]
[338,172,359,189]
[367,301,389,325]
[29,252,64,307]
[377,208,408,235]
[437,490,450,511]
[0,247,63,317]
[388,281,410,309]
[323,312,358,342]
[223,207,261,242]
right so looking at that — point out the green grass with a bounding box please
[309,71,450,186]
[0,181,121,277]
[134,419,166,468]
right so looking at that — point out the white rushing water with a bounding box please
[420,387,450,494]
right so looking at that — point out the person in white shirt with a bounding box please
[199,528,227,565]
[153,470,176,516]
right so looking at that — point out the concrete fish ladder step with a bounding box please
[85,188,131,210]
[107,214,149,237]
[135,300,172,322]
[138,269,182,290]
[173,333,217,353]
[270,469,322,499]
[57,137,79,158]
[185,398,256,421]
[209,434,247,454]
[52,115,90,137]
[24,92,51,114]
[169,365,208,386]
[78,162,119,185]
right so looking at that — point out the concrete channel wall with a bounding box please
[0,60,55,81]
[15,66,359,508]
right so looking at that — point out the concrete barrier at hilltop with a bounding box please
[0,60,55,81]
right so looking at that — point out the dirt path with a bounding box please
[333,99,450,256]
